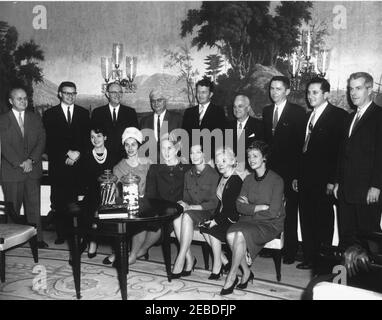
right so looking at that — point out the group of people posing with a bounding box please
[0,72,381,295]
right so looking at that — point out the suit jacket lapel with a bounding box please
[58,105,69,127]
[274,102,290,135]
[312,104,332,131]
[9,111,24,138]
[350,103,376,137]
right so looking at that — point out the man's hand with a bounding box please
[177,200,190,211]
[19,159,33,173]
[326,183,335,195]
[65,158,76,166]
[67,150,80,162]
[333,183,339,199]
[366,187,380,205]
[292,179,298,192]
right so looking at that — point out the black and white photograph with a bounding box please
[0,0,381,303]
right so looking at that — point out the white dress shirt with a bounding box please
[12,108,25,126]
[109,104,120,120]
[61,103,74,123]
[237,116,249,138]
[305,102,328,139]
[199,101,211,123]
[273,99,287,122]
[348,100,372,137]
[154,110,167,141]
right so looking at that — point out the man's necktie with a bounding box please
[237,122,243,140]
[302,111,316,153]
[156,115,161,162]
[112,108,117,125]
[67,107,71,125]
[18,112,24,137]
[350,111,362,136]
[199,105,204,125]
[272,106,278,135]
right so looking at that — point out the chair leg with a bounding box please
[0,251,5,283]
[29,235,39,263]
[272,249,282,282]
[201,242,210,270]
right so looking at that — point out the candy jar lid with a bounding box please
[98,169,118,183]
[120,172,141,185]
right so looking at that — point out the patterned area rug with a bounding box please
[0,247,303,300]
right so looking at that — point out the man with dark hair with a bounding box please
[262,75,306,264]
[91,82,138,164]
[293,77,347,270]
[140,88,182,163]
[334,72,382,249]
[0,87,47,247]
[43,81,90,244]
[182,77,226,161]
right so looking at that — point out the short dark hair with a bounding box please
[196,77,214,93]
[270,76,290,89]
[8,86,27,99]
[307,77,331,93]
[58,81,76,93]
[348,72,374,89]
[247,140,269,159]
[90,125,107,137]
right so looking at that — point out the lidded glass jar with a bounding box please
[98,169,118,206]
[120,173,141,213]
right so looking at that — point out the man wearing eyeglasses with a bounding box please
[91,82,138,164]
[140,89,182,163]
[42,81,90,244]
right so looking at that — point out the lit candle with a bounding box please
[314,55,318,73]
[306,31,311,57]
[130,58,133,80]
[115,46,119,66]
[292,53,296,76]
[322,51,327,73]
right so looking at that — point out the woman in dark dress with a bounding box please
[200,147,242,280]
[221,141,285,295]
[171,144,220,278]
[128,132,191,264]
[82,126,115,258]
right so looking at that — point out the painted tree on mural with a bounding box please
[181,1,312,83]
[204,54,224,83]
[0,21,44,113]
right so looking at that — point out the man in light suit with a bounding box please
[262,76,306,264]
[0,87,47,247]
[227,94,264,175]
[140,89,182,163]
[293,77,347,270]
[182,78,226,161]
[334,72,382,249]
[43,81,90,244]
[91,82,138,165]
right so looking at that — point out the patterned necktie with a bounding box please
[18,112,24,137]
[112,108,117,125]
[303,111,316,153]
[272,106,278,135]
[199,105,204,125]
[350,110,362,136]
[238,122,243,140]
[67,106,71,125]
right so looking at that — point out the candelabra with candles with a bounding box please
[101,43,138,93]
[289,29,330,92]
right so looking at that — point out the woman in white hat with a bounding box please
[102,127,151,265]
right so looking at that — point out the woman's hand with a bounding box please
[238,196,249,204]
[177,201,190,211]
[254,204,269,212]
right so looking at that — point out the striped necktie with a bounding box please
[303,110,316,153]
[18,112,24,137]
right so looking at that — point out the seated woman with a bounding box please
[171,144,220,278]
[81,126,116,258]
[200,147,243,280]
[221,140,285,295]
[102,127,151,265]
[128,132,192,264]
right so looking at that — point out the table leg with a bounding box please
[69,229,82,299]
[162,221,172,282]
[115,236,128,300]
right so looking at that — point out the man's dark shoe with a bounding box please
[283,257,295,265]
[54,238,65,245]
[296,261,313,270]
[37,241,49,249]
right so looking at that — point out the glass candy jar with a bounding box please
[120,173,141,214]
[98,169,118,206]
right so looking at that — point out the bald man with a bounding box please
[140,89,182,162]
[227,95,264,172]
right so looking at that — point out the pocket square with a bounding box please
[248,133,256,138]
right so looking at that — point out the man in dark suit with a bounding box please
[42,81,90,244]
[140,89,182,163]
[227,94,264,175]
[91,82,138,164]
[334,72,382,249]
[182,78,226,161]
[0,87,47,247]
[262,76,306,264]
[293,77,347,270]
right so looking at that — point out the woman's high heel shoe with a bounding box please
[88,244,98,259]
[208,266,223,280]
[220,277,239,295]
[170,272,183,280]
[236,271,254,289]
[181,258,197,277]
